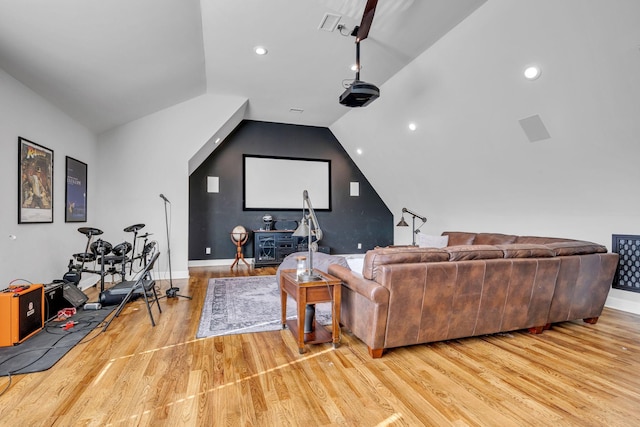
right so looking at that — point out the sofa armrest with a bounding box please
[328,265,389,304]
[328,264,390,353]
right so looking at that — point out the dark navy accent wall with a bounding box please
[189,120,392,260]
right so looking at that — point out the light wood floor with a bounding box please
[1,265,640,426]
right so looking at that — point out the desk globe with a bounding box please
[230,225,250,269]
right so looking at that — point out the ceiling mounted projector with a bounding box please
[339,80,379,107]
[338,0,380,108]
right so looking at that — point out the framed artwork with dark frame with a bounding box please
[18,137,54,223]
[65,156,87,222]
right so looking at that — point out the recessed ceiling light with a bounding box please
[254,46,268,55]
[215,137,221,144]
[356,148,363,155]
[524,65,541,80]
[408,123,417,131]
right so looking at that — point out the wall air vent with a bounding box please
[318,13,341,32]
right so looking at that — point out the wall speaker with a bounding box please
[519,114,551,142]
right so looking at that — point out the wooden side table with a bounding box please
[279,268,341,354]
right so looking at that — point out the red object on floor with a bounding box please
[62,321,77,330]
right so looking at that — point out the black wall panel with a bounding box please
[189,120,392,260]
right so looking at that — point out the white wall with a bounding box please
[96,93,247,281]
[331,0,640,312]
[0,68,97,288]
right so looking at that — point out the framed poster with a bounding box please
[18,137,54,223]
[65,156,87,222]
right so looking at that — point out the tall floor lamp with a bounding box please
[292,190,323,282]
[292,190,324,333]
[159,193,191,300]
[396,207,427,246]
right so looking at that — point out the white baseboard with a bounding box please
[605,288,640,315]
[187,254,365,269]
[79,270,190,290]
[188,258,252,267]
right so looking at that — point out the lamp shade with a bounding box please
[292,219,309,237]
[396,217,408,227]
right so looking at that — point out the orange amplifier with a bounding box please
[0,284,44,347]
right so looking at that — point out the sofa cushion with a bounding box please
[497,243,555,258]
[515,236,574,245]
[441,231,476,246]
[444,245,504,261]
[474,233,517,245]
[363,247,449,281]
[545,241,607,256]
[417,233,449,248]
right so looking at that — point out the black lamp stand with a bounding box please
[160,194,191,300]
[396,207,427,246]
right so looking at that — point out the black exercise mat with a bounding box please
[0,306,114,376]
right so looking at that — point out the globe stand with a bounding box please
[230,227,250,270]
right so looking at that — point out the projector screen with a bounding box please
[243,155,331,210]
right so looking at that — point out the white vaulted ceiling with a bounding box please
[0,0,486,134]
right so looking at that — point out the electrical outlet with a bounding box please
[205,247,211,254]
[357,243,362,249]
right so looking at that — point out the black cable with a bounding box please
[0,312,109,397]
[44,293,51,323]
[0,330,70,380]
[307,275,341,344]
[323,275,342,344]
[0,314,109,397]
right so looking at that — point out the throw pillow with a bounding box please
[417,233,449,248]
[346,256,365,276]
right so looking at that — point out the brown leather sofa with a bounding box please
[328,232,619,358]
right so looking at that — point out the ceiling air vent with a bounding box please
[318,13,341,32]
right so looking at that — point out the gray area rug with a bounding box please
[196,275,332,338]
